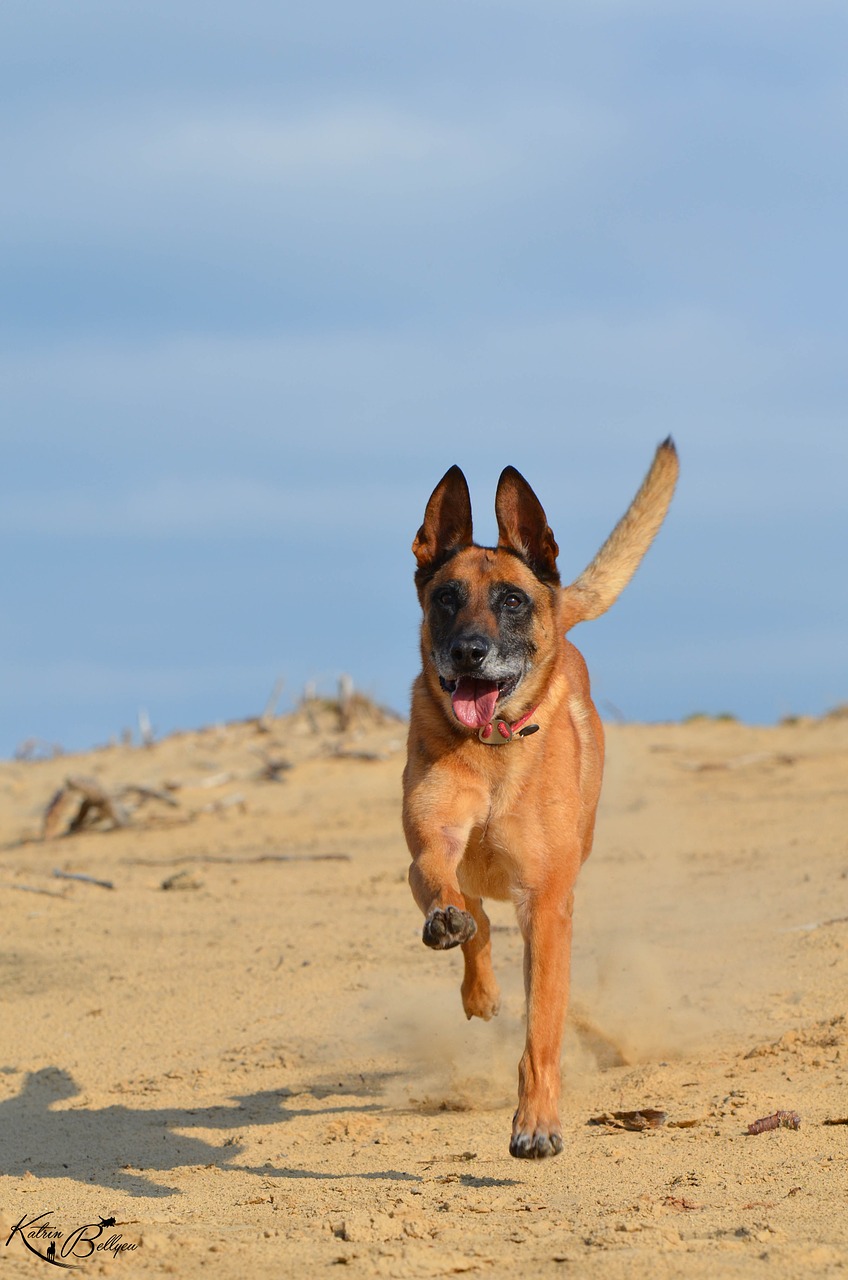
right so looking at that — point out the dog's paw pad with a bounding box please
[422,906,477,950]
[509,1128,563,1160]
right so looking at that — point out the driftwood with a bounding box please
[258,676,286,732]
[297,678,403,737]
[42,775,179,840]
[252,752,292,782]
[191,760,291,788]
[338,674,355,732]
[14,738,64,762]
[138,708,154,747]
[122,784,180,808]
[43,776,130,838]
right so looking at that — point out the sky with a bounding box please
[2,0,846,757]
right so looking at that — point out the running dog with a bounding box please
[403,440,679,1158]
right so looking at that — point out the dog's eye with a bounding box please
[434,589,457,609]
[503,593,525,610]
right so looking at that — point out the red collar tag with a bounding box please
[477,707,540,746]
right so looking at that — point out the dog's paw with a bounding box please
[461,979,501,1021]
[509,1123,564,1160]
[422,906,477,950]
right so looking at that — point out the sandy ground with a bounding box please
[1,698,847,1278]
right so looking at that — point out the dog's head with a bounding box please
[412,465,561,731]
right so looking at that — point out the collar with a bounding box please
[477,705,540,745]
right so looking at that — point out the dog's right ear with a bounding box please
[412,466,473,586]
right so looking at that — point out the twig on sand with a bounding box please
[783,915,848,934]
[4,882,69,899]
[124,851,351,867]
[588,1109,667,1131]
[53,869,114,891]
[328,747,387,763]
[679,752,796,773]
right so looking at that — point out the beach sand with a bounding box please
[1,700,846,1277]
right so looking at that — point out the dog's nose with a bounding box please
[450,634,492,670]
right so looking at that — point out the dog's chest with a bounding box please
[456,779,541,898]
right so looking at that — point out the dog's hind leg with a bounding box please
[510,886,576,1159]
[460,896,500,1021]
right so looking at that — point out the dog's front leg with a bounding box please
[510,886,575,1159]
[407,821,479,950]
[460,896,500,1020]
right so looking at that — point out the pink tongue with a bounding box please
[451,677,500,729]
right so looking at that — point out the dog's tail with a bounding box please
[561,437,679,628]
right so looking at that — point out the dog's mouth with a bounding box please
[439,674,522,729]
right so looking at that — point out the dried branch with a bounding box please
[43,775,180,839]
[258,676,286,732]
[125,851,351,867]
[53,869,114,890]
[65,776,130,832]
[747,1110,801,1134]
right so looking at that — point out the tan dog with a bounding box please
[403,439,679,1158]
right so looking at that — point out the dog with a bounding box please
[402,439,679,1158]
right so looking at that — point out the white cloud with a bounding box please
[0,90,621,245]
[147,107,479,179]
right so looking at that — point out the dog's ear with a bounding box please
[495,466,560,585]
[412,465,473,578]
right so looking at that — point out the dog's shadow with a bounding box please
[0,1066,411,1197]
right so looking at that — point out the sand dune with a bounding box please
[2,701,847,1276]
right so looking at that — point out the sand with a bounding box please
[1,699,847,1277]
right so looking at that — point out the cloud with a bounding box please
[1,94,618,252]
[148,107,482,180]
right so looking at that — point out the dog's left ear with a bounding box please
[495,466,560,585]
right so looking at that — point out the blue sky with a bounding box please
[2,1,846,755]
